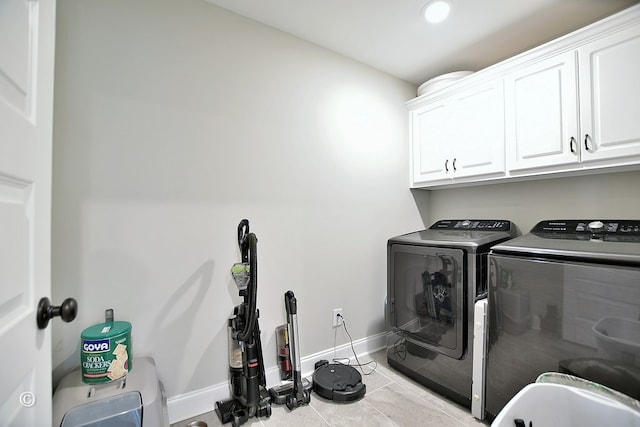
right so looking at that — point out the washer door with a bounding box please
[485,253,640,418]
[389,244,466,359]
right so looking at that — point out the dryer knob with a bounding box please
[588,221,605,232]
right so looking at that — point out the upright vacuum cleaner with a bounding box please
[269,291,312,409]
[215,219,272,427]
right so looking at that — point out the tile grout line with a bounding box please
[308,401,332,426]
[361,385,403,427]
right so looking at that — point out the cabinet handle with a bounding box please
[445,159,449,173]
[584,134,591,152]
[570,137,576,153]
[452,158,457,171]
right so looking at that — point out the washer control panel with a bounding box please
[532,220,640,241]
[430,219,511,231]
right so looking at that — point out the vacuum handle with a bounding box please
[237,219,250,263]
[285,290,297,315]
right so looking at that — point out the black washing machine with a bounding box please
[473,220,640,421]
[386,219,516,409]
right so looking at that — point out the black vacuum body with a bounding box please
[216,220,271,426]
[312,361,366,403]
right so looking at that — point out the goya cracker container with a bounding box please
[81,320,132,384]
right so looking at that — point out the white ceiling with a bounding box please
[204,0,638,86]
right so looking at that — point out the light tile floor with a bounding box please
[171,350,489,427]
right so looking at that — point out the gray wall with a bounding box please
[426,170,640,234]
[51,0,422,403]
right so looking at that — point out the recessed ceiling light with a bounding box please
[423,0,451,24]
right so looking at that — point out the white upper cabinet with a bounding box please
[505,52,579,172]
[408,4,640,189]
[578,24,640,163]
[506,23,640,174]
[410,80,505,188]
[453,82,505,178]
[411,98,450,185]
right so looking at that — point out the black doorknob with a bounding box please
[36,297,78,329]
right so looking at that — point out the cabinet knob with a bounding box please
[570,137,576,153]
[444,159,449,173]
[452,158,457,171]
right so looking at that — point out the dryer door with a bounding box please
[389,244,466,358]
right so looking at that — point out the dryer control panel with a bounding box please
[430,219,511,231]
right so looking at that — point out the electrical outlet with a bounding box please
[332,308,343,327]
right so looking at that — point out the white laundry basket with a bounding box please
[491,373,640,427]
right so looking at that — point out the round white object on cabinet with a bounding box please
[417,71,474,97]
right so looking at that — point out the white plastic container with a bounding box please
[492,374,640,427]
[60,392,141,427]
[53,357,169,427]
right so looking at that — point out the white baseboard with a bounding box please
[167,331,387,424]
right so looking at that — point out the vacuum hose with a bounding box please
[235,220,258,342]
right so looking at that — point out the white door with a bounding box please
[0,0,57,425]
[505,51,580,172]
[579,24,640,163]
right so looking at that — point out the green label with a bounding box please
[81,333,131,384]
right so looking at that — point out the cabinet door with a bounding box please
[452,81,505,178]
[579,25,640,163]
[505,52,580,172]
[410,100,451,186]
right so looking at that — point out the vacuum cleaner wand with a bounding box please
[285,291,311,409]
[215,219,272,427]
[268,291,312,409]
